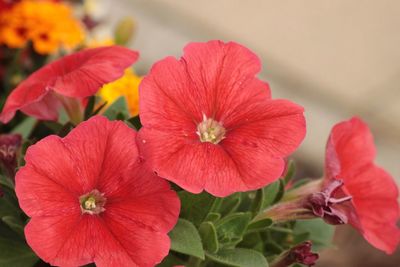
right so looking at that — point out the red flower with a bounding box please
[0,46,138,123]
[15,116,180,266]
[323,117,399,254]
[138,40,306,197]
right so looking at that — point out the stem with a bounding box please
[253,199,315,223]
[283,179,323,202]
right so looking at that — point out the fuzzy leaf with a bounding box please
[256,179,285,213]
[219,193,241,217]
[283,160,296,184]
[199,221,219,253]
[169,219,205,259]
[293,219,334,250]
[206,248,268,267]
[178,191,215,227]
[216,212,251,246]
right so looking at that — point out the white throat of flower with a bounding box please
[196,114,226,144]
[79,189,107,215]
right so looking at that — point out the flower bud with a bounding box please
[271,241,319,267]
[0,134,22,178]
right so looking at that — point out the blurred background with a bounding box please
[15,0,400,266]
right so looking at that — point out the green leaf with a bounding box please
[92,101,108,116]
[103,96,129,120]
[219,193,241,217]
[42,121,63,133]
[84,96,96,120]
[256,179,285,213]
[57,122,74,138]
[293,219,334,250]
[199,221,219,253]
[283,160,295,185]
[11,117,36,139]
[0,186,20,218]
[215,212,251,246]
[247,218,273,232]
[205,212,221,223]
[291,178,313,189]
[0,236,38,267]
[169,219,205,259]
[156,253,185,267]
[240,232,264,252]
[126,116,142,130]
[264,241,284,254]
[1,216,23,237]
[206,248,268,267]
[178,191,215,227]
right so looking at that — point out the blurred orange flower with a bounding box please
[0,0,84,54]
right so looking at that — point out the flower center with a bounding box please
[307,179,352,225]
[196,115,226,144]
[79,189,107,215]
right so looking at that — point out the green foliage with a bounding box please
[215,213,251,247]
[103,96,130,120]
[0,177,37,267]
[199,221,219,253]
[265,179,284,208]
[11,117,36,139]
[0,235,38,267]
[178,191,215,227]
[169,219,205,260]
[293,219,335,250]
[126,115,142,130]
[206,248,268,267]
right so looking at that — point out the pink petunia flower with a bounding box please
[317,117,400,254]
[138,40,306,197]
[15,116,180,266]
[0,46,138,124]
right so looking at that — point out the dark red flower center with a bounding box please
[196,115,226,144]
[307,179,352,225]
[79,189,107,215]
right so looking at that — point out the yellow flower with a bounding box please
[98,68,142,117]
[0,0,85,54]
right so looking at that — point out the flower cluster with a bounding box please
[0,39,398,267]
[0,0,84,54]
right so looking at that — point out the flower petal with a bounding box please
[22,135,89,195]
[345,164,400,254]
[139,127,250,197]
[139,40,270,133]
[223,99,306,156]
[0,46,138,123]
[325,117,376,179]
[62,116,139,195]
[105,162,180,231]
[15,165,80,217]
[96,215,171,267]
[25,214,93,267]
